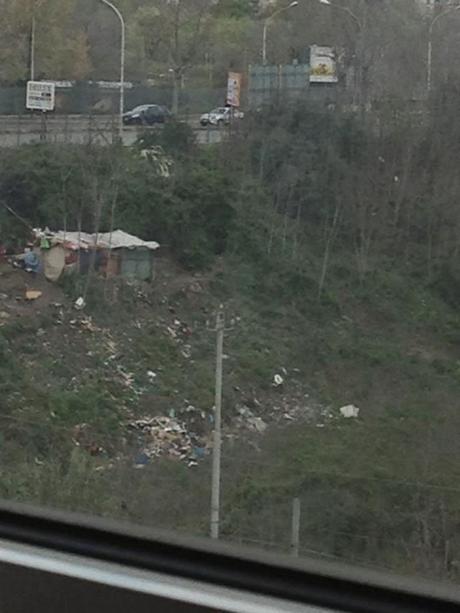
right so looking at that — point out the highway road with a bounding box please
[0,114,224,147]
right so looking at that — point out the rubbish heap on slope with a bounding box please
[128,415,209,468]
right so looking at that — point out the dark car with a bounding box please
[122,104,172,126]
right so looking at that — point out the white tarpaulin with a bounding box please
[42,230,160,251]
[97,231,160,251]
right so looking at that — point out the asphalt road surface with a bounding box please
[0,114,224,147]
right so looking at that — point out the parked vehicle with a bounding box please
[200,106,244,127]
[122,105,172,126]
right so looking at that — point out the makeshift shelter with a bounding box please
[35,229,160,282]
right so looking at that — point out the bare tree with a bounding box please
[135,0,214,113]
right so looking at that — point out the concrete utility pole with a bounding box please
[427,5,460,94]
[99,0,125,141]
[290,498,301,557]
[262,1,298,65]
[210,307,225,539]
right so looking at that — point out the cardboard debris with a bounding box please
[25,290,42,301]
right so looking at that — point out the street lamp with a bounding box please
[317,0,361,31]
[99,0,125,141]
[262,1,299,65]
[427,5,460,94]
[30,16,36,80]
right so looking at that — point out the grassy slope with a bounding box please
[2,245,460,577]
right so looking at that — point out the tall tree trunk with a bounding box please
[318,201,341,300]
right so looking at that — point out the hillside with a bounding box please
[2,107,460,578]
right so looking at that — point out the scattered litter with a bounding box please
[247,417,267,433]
[128,415,209,466]
[147,370,157,380]
[339,404,360,419]
[0,311,10,320]
[25,290,42,301]
[74,296,86,310]
[117,367,135,388]
[273,374,284,387]
[70,317,99,333]
[134,452,150,468]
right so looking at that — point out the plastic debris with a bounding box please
[339,404,360,419]
[74,296,86,310]
[134,452,150,468]
[147,370,157,380]
[247,416,267,433]
[273,374,284,387]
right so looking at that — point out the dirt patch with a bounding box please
[0,262,67,318]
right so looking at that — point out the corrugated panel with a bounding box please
[120,249,152,281]
[248,64,310,107]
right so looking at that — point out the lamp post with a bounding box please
[99,0,125,140]
[262,1,299,65]
[30,16,36,80]
[427,5,460,95]
[317,0,363,109]
[317,0,361,31]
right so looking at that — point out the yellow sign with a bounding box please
[310,46,338,83]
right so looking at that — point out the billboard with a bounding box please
[226,72,242,107]
[309,45,338,83]
[26,81,56,111]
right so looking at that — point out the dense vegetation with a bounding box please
[2,100,460,579]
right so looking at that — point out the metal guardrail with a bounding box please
[0,115,223,147]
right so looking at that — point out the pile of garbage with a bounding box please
[235,405,268,434]
[128,415,209,468]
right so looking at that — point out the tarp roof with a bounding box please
[43,230,159,251]
[97,231,160,251]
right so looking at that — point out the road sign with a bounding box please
[26,81,56,111]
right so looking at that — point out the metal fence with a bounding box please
[248,63,339,109]
[0,85,227,116]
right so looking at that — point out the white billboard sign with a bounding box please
[26,81,56,111]
[310,45,338,83]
